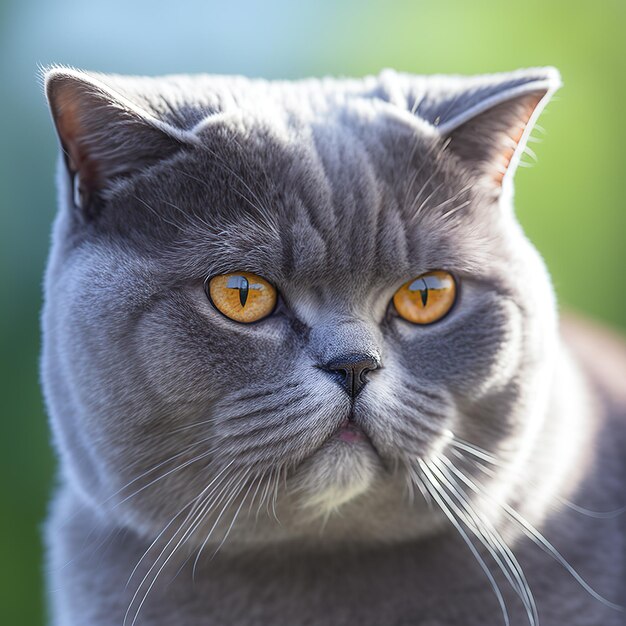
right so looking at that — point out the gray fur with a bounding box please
[41,66,626,625]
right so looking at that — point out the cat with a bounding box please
[41,65,626,626]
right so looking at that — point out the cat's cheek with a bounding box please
[443,298,525,400]
[131,286,292,399]
[391,293,524,393]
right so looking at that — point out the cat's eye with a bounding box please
[392,270,457,325]
[206,272,277,323]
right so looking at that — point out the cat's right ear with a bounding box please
[44,67,198,219]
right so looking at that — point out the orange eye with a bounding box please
[392,271,457,325]
[207,272,277,323]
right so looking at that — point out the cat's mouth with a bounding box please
[333,418,369,444]
[290,415,383,515]
[327,416,385,462]
[296,413,381,468]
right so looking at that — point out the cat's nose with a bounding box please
[322,353,381,398]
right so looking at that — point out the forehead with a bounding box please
[129,95,494,295]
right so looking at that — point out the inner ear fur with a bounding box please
[416,68,562,190]
[446,90,547,187]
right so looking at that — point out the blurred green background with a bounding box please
[1,0,625,623]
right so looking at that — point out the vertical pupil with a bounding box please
[238,276,249,307]
[409,278,429,307]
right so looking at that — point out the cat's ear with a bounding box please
[421,68,561,190]
[44,66,199,217]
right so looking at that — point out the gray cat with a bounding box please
[41,65,626,626]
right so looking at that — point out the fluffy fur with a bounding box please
[41,66,626,625]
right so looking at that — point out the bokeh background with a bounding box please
[1,0,625,623]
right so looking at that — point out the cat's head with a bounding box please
[42,66,560,546]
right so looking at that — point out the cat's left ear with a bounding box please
[422,67,561,190]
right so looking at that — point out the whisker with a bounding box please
[440,200,472,221]
[405,463,432,507]
[128,485,238,626]
[443,451,622,612]
[450,448,498,477]
[209,470,261,559]
[418,460,511,626]
[449,438,500,465]
[270,466,283,523]
[426,461,531,622]
[557,499,626,520]
[126,459,237,587]
[257,466,277,521]
[168,467,257,586]
[427,183,473,215]
[160,197,213,231]
[401,144,432,209]
[190,467,255,578]
[124,460,238,625]
[51,434,222,548]
[170,158,279,236]
[407,170,439,218]
[501,500,622,611]
[116,447,213,507]
[69,438,216,524]
[413,182,445,221]
[125,497,197,592]
[246,469,267,521]
[169,418,221,434]
[451,438,626,516]
[432,456,538,626]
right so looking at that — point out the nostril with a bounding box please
[322,353,381,398]
[358,367,373,385]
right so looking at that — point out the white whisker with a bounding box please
[440,199,471,221]
[124,460,238,625]
[432,456,538,626]
[408,171,439,216]
[443,449,622,612]
[116,447,213,507]
[449,438,500,465]
[557,499,626,520]
[428,183,473,214]
[413,181,444,221]
[192,466,254,577]
[209,471,262,559]
[501,499,622,611]
[418,460,511,626]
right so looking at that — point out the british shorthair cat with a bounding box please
[42,66,626,625]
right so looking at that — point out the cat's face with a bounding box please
[42,67,560,546]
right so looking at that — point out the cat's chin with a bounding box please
[290,422,382,519]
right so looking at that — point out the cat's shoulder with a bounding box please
[561,312,626,413]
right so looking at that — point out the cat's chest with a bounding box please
[126,533,625,626]
[49,491,625,626]
[145,542,624,626]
